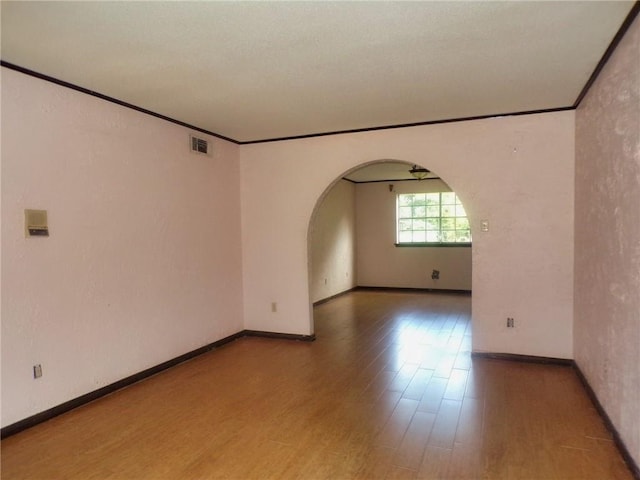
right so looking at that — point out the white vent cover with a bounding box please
[190,135,210,155]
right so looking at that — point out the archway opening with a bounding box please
[307,159,473,338]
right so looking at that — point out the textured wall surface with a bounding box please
[240,111,574,357]
[356,178,472,291]
[574,16,640,467]
[309,179,356,303]
[1,69,244,427]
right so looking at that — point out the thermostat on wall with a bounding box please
[25,209,49,237]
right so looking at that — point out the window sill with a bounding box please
[394,242,472,248]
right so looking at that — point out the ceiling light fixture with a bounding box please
[409,165,429,180]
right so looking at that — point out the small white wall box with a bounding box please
[25,209,49,237]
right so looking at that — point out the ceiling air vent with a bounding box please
[190,135,210,155]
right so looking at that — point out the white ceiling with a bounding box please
[1,1,635,143]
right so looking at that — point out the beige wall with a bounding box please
[1,69,244,427]
[240,111,575,358]
[356,177,472,290]
[574,16,640,467]
[309,179,356,303]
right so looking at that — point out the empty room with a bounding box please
[1,2,639,479]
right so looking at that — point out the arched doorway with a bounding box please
[307,159,473,335]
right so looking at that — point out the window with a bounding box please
[397,192,471,244]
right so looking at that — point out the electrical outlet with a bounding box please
[431,269,440,280]
[33,364,43,379]
[507,317,515,328]
[271,302,277,313]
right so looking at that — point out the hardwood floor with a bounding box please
[1,290,633,479]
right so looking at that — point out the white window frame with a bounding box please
[396,192,472,246]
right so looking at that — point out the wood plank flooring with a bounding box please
[1,290,633,479]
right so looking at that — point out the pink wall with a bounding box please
[574,16,640,467]
[1,69,244,427]
[309,179,356,303]
[240,111,575,357]
[2,61,584,431]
